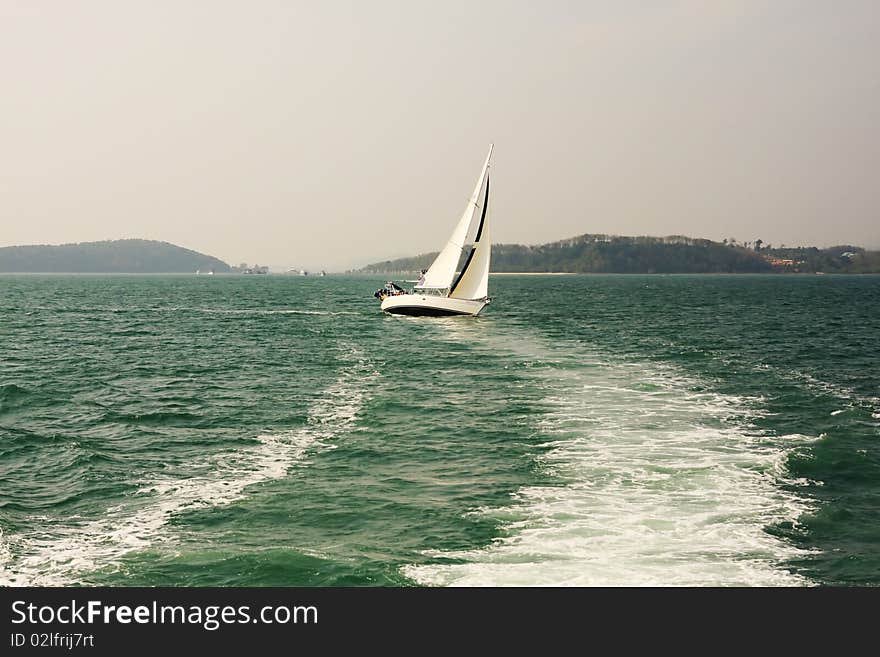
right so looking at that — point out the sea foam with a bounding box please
[403,333,817,586]
[0,346,375,586]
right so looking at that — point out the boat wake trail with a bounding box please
[404,333,817,586]
[0,346,376,586]
[162,307,359,316]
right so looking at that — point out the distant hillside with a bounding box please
[359,234,880,274]
[0,239,232,273]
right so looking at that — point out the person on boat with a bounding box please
[417,269,426,287]
[374,281,405,299]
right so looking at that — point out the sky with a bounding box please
[1,1,878,270]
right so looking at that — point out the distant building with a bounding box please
[765,256,800,267]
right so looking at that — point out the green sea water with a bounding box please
[1,274,878,586]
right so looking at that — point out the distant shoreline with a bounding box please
[360,233,880,275]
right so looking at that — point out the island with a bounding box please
[0,239,232,274]
[358,234,880,275]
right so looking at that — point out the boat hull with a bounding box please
[380,294,488,317]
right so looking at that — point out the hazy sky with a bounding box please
[1,1,878,270]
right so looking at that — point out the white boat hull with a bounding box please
[380,294,488,317]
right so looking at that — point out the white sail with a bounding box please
[449,174,491,300]
[418,144,493,290]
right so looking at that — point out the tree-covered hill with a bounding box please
[358,233,879,274]
[0,239,232,273]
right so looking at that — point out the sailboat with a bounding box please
[376,144,493,316]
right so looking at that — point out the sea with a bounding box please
[0,273,878,586]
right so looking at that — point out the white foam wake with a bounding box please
[404,339,817,586]
[0,528,12,575]
[0,348,375,586]
[175,308,358,316]
[27,306,358,316]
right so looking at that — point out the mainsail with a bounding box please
[417,144,493,290]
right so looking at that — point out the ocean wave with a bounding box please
[100,410,212,428]
[170,308,360,316]
[0,346,377,586]
[0,384,35,409]
[18,306,359,316]
[758,366,878,412]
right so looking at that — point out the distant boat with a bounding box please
[374,144,493,317]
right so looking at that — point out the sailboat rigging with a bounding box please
[374,144,494,316]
